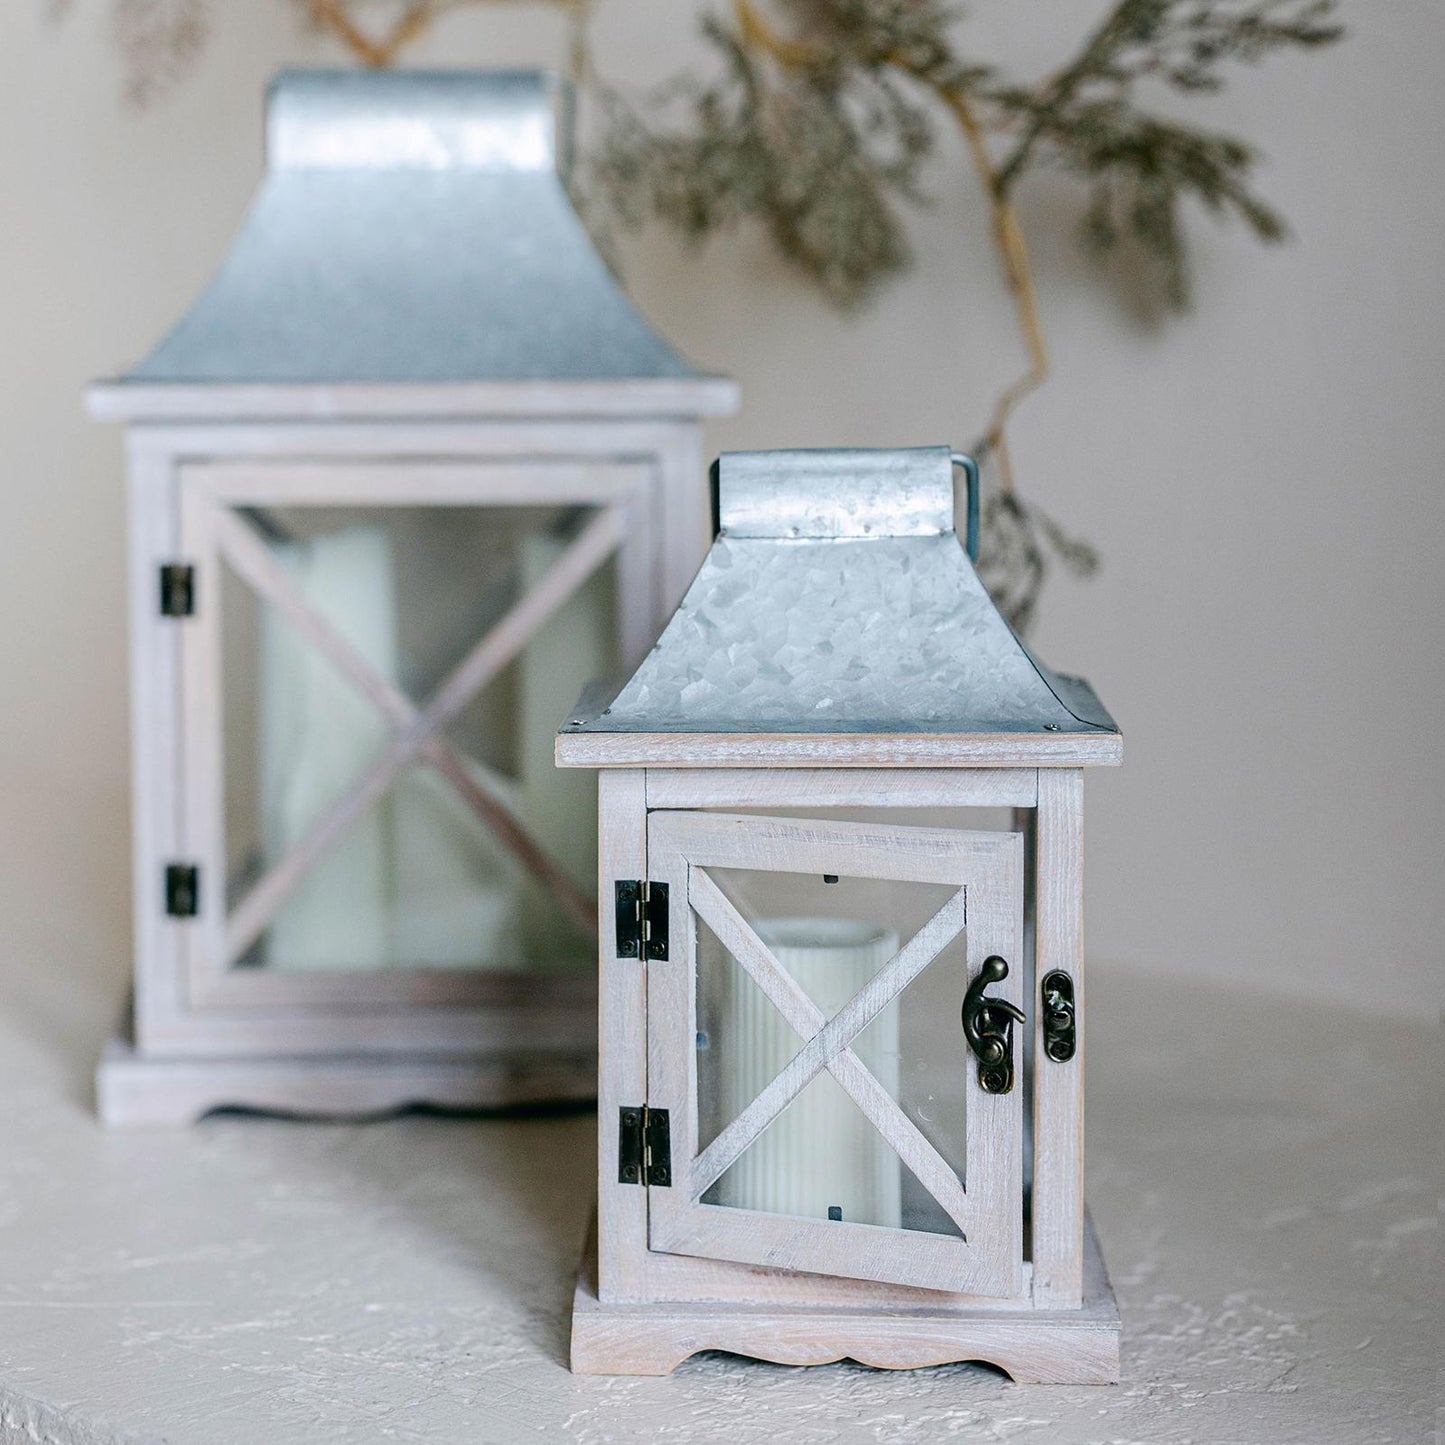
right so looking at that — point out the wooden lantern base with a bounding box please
[97,1033,595,1125]
[571,1213,1120,1382]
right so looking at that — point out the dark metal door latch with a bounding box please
[961,955,1024,1095]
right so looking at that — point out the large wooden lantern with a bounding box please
[87,70,736,1124]
[558,447,1123,1381]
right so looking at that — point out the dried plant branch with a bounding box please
[721,1,1045,495]
[300,0,440,66]
[80,0,210,106]
[69,0,1342,628]
[588,0,1340,624]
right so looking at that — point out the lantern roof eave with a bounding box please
[554,680,1122,770]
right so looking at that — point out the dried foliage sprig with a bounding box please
[71,0,1341,628]
[53,0,210,106]
[988,0,1341,308]
[590,0,1339,622]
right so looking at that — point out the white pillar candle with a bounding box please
[259,522,521,972]
[260,525,395,971]
[717,917,902,1228]
[387,759,523,971]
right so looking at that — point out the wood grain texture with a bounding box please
[643,810,1022,1298]
[596,770,651,1303]
[647,809,1024,886]
[969,826,1026,1293]
[558,730,1122,771]
[571,1213,1120,1380]
[645,767,1039,810]
[649,1200,1009,1298]
[1031,769,1085,1309]
[603,1241,1039,1311]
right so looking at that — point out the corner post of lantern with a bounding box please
[558,446,1123,1382]
[595,767,652,1303]
[86,68,736,1125]
[1032,765,1087,1308]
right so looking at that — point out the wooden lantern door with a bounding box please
[644,810,1025,1298]
[168,455,654,1048]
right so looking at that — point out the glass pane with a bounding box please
[219,503,612,975]
[708,1071,902,1228]
[694,866,970,1236]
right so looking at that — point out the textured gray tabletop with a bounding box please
[0,960,1433,1445]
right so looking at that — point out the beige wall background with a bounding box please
[0,0,1439,1040]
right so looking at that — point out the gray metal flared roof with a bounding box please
[567,447,1119,740]
[114,69,702,388]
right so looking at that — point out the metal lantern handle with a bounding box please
[950,452,981,562]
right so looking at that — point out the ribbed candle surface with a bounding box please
[716,916,902,1227]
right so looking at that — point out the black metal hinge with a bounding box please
[165,863,199,918]
[159,564,195,617]
[617,1106,672,1187]
[614,880,669,960]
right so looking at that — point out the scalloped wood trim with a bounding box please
[96,1034,595,1125]
[570,1213,1120,1381]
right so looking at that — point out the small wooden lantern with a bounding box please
[558,447,1122,1381]
[87,70,736,1124]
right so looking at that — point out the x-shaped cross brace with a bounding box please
[212,503,620,965]
[686,869,972,1236]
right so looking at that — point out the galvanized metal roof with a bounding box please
[570,447,1118,738]
[116,69,700,387]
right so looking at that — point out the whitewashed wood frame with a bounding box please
[574,765,1118,1380]
[646,810,1024,1297]
[175,459,644,1036]
[94,406,731,1123]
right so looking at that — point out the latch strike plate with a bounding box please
[1041,969,1077,1062]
